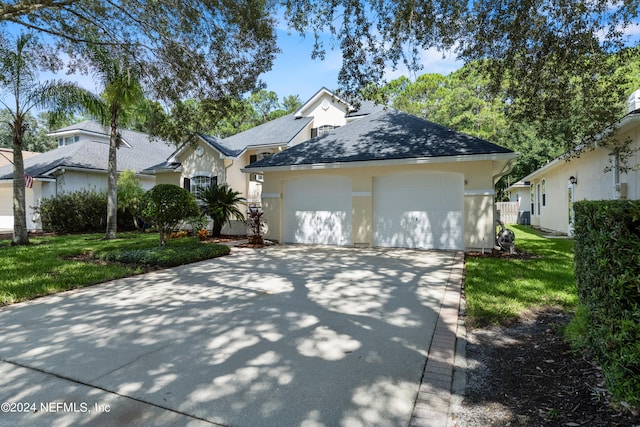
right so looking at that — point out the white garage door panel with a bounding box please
[0,187,14,229]
[374,172,464,250]
[284,176,352,245]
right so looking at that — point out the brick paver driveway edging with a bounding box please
[410,251,465,427]
[0,246,461,427]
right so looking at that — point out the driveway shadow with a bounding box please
[0,246,459,426]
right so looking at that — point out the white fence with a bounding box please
[496,202,520,225]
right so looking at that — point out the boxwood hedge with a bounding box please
[573,200,640,408]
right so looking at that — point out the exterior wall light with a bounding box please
[569,176,577,185]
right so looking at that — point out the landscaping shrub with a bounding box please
[94,239,230,267]
[37,190,107,234]
[186,214,209,236]
[573,200,640,409]
[36,189,137,233]
[117,170,146,230]
[140,184,200,246]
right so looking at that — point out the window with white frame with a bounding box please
[58,136,79,147]
[310,124,339,138]
[536,184,541,215]
[542,179,546,207]
[185,175,217,198]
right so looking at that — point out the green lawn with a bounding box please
[0,233,229,305]
[464,225,577,327]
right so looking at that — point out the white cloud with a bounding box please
[384,46,462,82]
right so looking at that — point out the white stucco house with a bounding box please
[509,89,640,235]
[147,87,517,250]
[1,88,518,249]
[144,87,385,234]
[240,90,517,251]
[0,121,175,231]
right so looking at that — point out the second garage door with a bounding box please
[283,175,352,245]
[373,172,464,250]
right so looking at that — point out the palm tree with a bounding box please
[0,32,102,245]
[80,44,144,240]
[196,184,246,237]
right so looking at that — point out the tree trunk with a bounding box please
[104,112,119,240]
[11,118,29,245]
[212,220,223,237]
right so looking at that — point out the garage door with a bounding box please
[0,186,14,230]
[283,175,352,245]
[373,172,464,250]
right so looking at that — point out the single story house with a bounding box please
[144,87,384,234]
[512,89,640,235]
[0,120,175,231]
[244,107,517,251]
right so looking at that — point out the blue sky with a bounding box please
[39,26,463,104]
[262,27,462,103]
[5,13,640,106]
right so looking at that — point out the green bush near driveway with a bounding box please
[141,184,200,246]
[572,200,640,409]
[0,233,230,306]
[94,238,230,267]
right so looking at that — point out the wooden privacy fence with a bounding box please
[496,202,520,224]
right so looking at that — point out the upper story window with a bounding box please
[311,125,339,138]
[58,136,80,147]
[249,151,273,164]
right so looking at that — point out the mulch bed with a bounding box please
[465,248,541,260]
[454,307,640,426]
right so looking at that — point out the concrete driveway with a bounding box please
[0,246,463,427]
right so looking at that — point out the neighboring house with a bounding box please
[145,87,385,234]
[0,120,175,231]
[501,180,532,225]
[0,147,40,168]
[244,108,517,251]
[513,89,640,236]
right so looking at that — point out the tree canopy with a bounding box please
[2,0,639,154]
[2,0,278,105]
[283,0,639,153]
[363,57,640,197]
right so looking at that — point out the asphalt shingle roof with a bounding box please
[212,114,314,156]
[245,109,514,169]
[0,122,175,179]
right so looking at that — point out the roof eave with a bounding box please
[242,152,517,173]
[142,165,183,175]
[294,87,353,118]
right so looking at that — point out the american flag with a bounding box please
[24,173,33,188]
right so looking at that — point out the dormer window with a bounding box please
[58,136,80,147]
[311,125,339,138]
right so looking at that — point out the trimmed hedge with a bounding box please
[36,189,135,234]
[94,239,230,267]
[573,200,640,408]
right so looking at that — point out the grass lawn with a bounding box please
[0,233,229,306]
[464,225,577,327]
